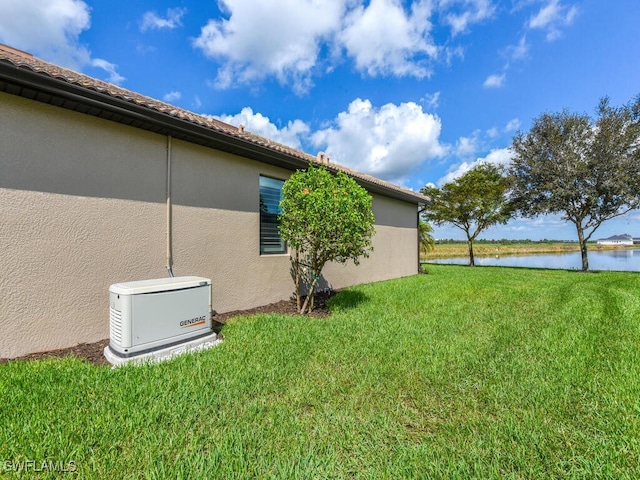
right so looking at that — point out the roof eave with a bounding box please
[0,59,428,205]
[0,60,312,170]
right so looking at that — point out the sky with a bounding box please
[1,0,639,240]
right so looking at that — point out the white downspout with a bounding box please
[418,205,427,273]
[166,135,174,277]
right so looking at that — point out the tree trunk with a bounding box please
[293,251,301,312]
[576,226,589,272]
[467,238,475,267]
[300,257,323,314]
[300,273,319,315]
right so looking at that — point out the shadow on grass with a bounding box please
[328,289,369,313]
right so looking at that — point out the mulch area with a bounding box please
[0,292,335,367]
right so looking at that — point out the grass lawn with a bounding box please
[2,265,640,478]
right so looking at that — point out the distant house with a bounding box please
[596,234,634,246]
[0,44,428,358]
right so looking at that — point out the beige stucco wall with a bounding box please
[1,93,168,358]
[0,92,419,359]
[323,195,418,289]
[169,139,296,313]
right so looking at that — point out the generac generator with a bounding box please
[104,276,218,365]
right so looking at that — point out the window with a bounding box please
[259,176,286,254]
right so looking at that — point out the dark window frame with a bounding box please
[259,175,287,255]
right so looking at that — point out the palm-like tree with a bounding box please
[419,220,435,256]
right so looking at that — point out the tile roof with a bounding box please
[598,234,634,241]
[0,43,428,204]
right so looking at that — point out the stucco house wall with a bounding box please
[1,85,422,359]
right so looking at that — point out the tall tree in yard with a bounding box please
[421,163,512,266]
[509,95,640,271]
[279,164,375,313]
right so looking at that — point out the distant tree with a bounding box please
[509,95,640,271]
[421,163,512,266]
[419,220,435,256]
[279,164,375,313]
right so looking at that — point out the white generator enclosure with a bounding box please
[105,276,215,363]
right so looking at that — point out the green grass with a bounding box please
[2,265,640,478]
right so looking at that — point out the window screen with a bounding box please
[259,176,286,254]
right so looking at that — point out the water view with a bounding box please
[427,248,640,272]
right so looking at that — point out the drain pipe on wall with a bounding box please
[166,135,174,278]
[418,205,427,273]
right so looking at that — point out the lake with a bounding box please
[426,248,640,272]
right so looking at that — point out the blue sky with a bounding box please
[1,0,639,240]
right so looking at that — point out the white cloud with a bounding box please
[189,1,546,94]
[0,0,124,83]
[443,45,465,66]
[339,0,437,78]
[0,0,90,67]
[480,2,577,97]
[483,72,506,88]
[216,107,310,150]
[91,58,125,84]
[486,127,499,138]
[481,147,514,166]
[454,126,517,161]
[455,131,481,157]
[485,36,526,90]
[506,36,529,61]
[437,147,513,185]
[194,1,465,92]
[440,0,496,36]
[528,0,579,41]
[528,0,561,28]
[163,91,182,103]
[136,44,156,55]
[504,118,521,132]
[193,0,345,94]
[422,91,441,110]
[438,161,475,186]
[311,98,446,183]
[140,7,187,32]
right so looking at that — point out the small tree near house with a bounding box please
[279,164,375,314]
